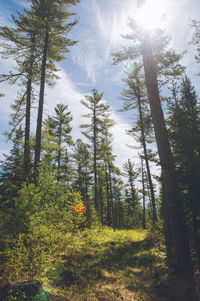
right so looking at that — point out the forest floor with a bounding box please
[40,228,196,301]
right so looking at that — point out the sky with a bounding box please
[0,0,200,178]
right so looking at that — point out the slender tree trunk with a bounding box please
[141,157,146,229]
[64,149,70,188]
[105,165,111,226]
[108,163,115,230]
[93,111,98,211]
[141,30,193,276]
[24,37,35,177]
[117,196,121,228]
[57,130,62,181]
[114,185,118,230]
[85,176,91,227]
[99,183,104,225]
[130,179,135,209]
[34,29,49,173]
[137,89,157,223]
[24,77,32,175]
[78,163,82,191]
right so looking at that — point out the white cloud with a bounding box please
[44,70,87,139]
[109,110,140,170]
[71,41,104,84]
[71,0,135,83]
[94,0,133,48]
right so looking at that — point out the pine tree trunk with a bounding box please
[24,77,32,175]
[93,111,98,211]
[105,165,111,226]
[118,197,122,228]
[114,186,118,230]
[117,196,121,228]
[137,91,157,223]
[130,179,135,210]
[64,149,69,188]
[99,184,104,225]
[108,163,115,230]
[24,38,35,177]
[141,158,146,229]
[34,29,49,173]
[141,31,193,276]
[85,177,91,228]
[57,133,62,181]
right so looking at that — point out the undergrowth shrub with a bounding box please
[0,167,87,284]
[1,233,51,283]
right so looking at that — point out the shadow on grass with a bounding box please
[46,238,155,299]
[46,237,197,301]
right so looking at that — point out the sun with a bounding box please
[135,0,167,31]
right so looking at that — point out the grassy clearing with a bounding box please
[2,227,196,300]
[42,228,169,300]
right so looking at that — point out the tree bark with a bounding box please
[24,37,35,177]
[57,127,62,181]
[137,88,157,223]
[141,158,146,229]
[105,165,111,226]
[93,109,98,211]
[108,163,115,230]
[114,184,118,230]
[34,29,49,173]
[24,77,32,175]
[141,31,193,276]
[99,183,104,226]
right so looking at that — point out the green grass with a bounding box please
[42,228,169,300]
[3,227,197,300]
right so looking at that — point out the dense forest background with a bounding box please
[1,0,200,300]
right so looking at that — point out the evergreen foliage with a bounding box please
[44,104,74,182]
[80,89,117,225]
[121,64,158,224]
[1,1,200,300]
[168,76,200,270]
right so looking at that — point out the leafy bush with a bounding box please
[0,167,87,283]
[1,233,51,283]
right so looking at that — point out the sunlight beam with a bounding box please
[136,0,166,31]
